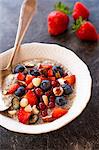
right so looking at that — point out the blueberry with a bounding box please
[15,86,25,97]
[40,80,51,91]
[14,64,25,73]
[52,66,64,78]
[62,83,73,95]
[55,96,67,106]
[30,68,40,76]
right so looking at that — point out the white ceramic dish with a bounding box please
[0,43,92,134]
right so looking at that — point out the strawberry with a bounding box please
[26,90,38,106]
[7,83,19,94]
[37,75,47,81]
[64,75,76,85]
[47,69,53,77]
[48,2,70,35]
[26,82,34,90]
[17,73,25,81]
[40,64,52,69]
[18,108,31,124]
[25,74,35,84]
[72,17,98,41]
[48,77,56,81]
[52,107,68,119]
[72,2,89,20]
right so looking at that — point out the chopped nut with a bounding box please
[8,110,17,115]
[20,98,28,107]
[32,78,41,87]
[24,104,32,112]
[58,78,65,85]
[32,105,39,114]
[53,87,63,96]
[2,90,7,95]
[42,95,48,106]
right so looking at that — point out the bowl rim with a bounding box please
[0,42,92,134]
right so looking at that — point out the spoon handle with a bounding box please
[7,0,37,68]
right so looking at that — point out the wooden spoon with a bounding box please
[0,0,37,111]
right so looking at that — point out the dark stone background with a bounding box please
[0,0,99,149]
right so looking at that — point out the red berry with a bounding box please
[48,11,69,35]
[51,80,59,87]
[49,101,55,108]
[35,88,43,97]
[39,102,46,110]
[40,64,52,69]
[18,108,31,124]
[64,75,76,85]
[41,109,48,117]
[25,74,35,84]
[49,96,55,102]
[7,83,19,94]
[48,77,56,81]
[26,82,34,90]
[45,89,53,97]
[72,2,90,20]
[76,21,98,41]
[17,73,25,81]
[52,107,68,119]
[26,90,38,106]
[47,69,53,77]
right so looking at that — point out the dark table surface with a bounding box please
[0,0,99,150]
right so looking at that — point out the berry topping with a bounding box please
[52,107,68,119]
[17,73,25,81]
[62,83,73,95]
[41,109,48,117]
[52,65,64,78]
[49,101,55,108]
[18,108,31,124]
[7,83,19,94]
[35,88,43,97]
[49,95,55,102]
[40,80,51,91]
[55,96,67,106]
[25,74,35,84]
[14,64,25,73]
[14,86,25,97]
[39,102,46,110]
[30,68,40,76]
[26,90,38,106]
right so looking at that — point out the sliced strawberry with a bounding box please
[38,75,47,81]
[48,77,56,81]
[26,90,38,106]
[64,75,76,85]
[17,73,25,81]
[48,69,53,77]
[52,107,68,119]
[18,108,31,124]
[7,83,19,94]
[25,74,35,84]
[40,64,52,69]
[26,82,34,90]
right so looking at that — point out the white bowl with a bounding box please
[0,43,92,134]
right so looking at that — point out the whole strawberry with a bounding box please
[72,17,98,41]
[48,2,70,35]
[72,2,89,20]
